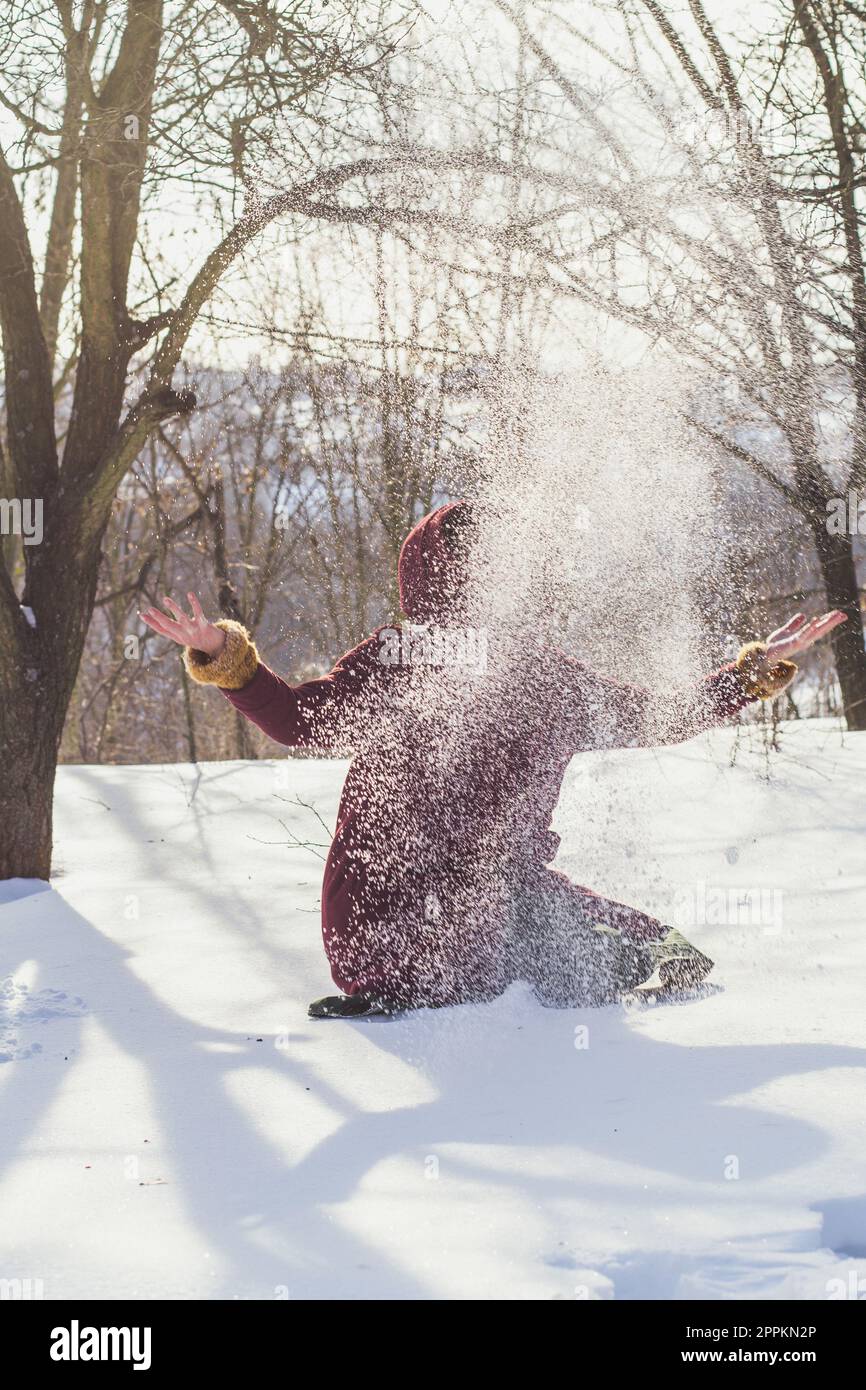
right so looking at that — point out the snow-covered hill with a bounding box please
[1,723,865,1300]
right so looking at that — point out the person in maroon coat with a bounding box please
[142,501,844,1017]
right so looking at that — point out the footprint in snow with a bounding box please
[0,978,88,1063]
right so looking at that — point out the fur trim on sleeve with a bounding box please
[735,640,797,700]
[183,619,259,690]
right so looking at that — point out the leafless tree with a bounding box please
[483,0,866,726]
[0,0,551,875]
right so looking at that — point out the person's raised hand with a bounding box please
[139,593,226,657]
[764,610,846,663]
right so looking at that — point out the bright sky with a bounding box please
[0,0,802,379]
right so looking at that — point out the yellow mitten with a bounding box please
[735,641,797,700]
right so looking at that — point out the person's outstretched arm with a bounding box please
[141,594,379,750]
[558,611,846,751]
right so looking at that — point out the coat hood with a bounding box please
[397,500,474,623]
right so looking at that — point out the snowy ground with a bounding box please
[1,721,865,1301]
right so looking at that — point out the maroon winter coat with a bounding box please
[216,501,755,1007]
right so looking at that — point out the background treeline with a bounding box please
[58,352,860,766]
[59,351,480,762]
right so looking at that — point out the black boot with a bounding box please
[308,993,392,1020]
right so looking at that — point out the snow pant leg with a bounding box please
[506,869,657,1008]
[326,862,511,1010]
[542,876,669,943]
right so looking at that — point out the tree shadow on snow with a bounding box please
[3,881,865,1300]
[0,888,430,1299]
[282,989,866,1292]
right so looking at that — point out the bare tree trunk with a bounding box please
[0,601,87,879]
[0,704,61,879]
[180,662,198,763]
[810,518,866,730]
[234,708,253,760]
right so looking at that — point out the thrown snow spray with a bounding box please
[320,352,728,1013]
[460,354,723,723]
[450,357,726,984]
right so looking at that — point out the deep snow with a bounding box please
[1,721,865,1300]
